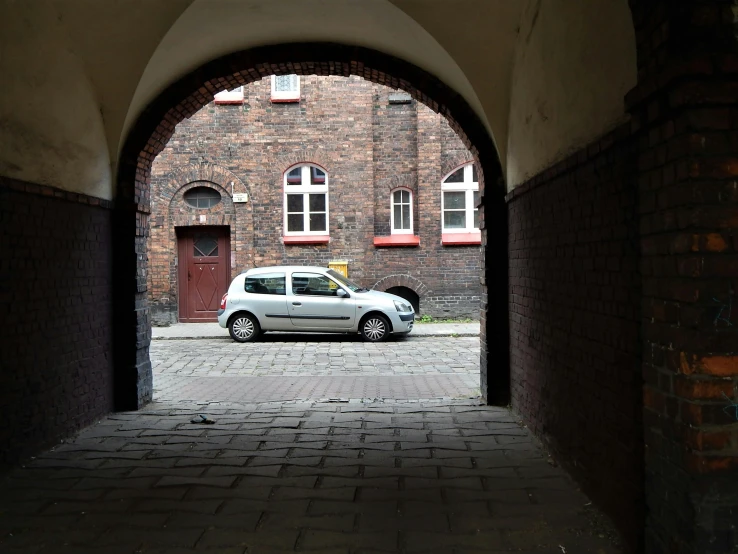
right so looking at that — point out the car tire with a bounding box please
[360,313,390,342]
[228,313,260,343]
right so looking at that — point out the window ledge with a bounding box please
[214,99,244,105]
[374,235,420,247]
[442,231,481,245]
[271,97,300,103]
[283,235,330,245]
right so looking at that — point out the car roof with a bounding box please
[242,266,329,276]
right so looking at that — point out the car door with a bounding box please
[242,272,291,331]
[288,271,356,329]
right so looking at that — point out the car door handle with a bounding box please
[292,302,302,306]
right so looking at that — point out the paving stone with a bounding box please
[155,475,236,488]
[258,513,355,532]
[197,528,299,549]
[300,529,398,551]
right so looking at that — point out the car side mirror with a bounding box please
[336,289,349,298]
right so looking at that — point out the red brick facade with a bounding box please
[147,76,481,324]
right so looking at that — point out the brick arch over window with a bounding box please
[371,274,429,299]
[277,151,332,175]
[380,174,417,193]
[441,155,475,180]
[115,42,507,414]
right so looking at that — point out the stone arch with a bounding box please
[115,42,506,413]
[371,274,429,298]
[276,151,333,175]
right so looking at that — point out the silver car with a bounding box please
[217,266,415,342]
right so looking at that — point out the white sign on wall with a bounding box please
[233,193,249,203]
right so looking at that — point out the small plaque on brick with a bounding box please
[233,193,249,203]
[388,92,412,104]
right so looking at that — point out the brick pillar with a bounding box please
[630,2,738,551]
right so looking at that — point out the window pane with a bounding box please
[184,187,221,209]
[311,167,326,184]
[287,214,304,232]
[473,190,480,207]
[402,205,410,229]
[401,190,409,203]
[309,193,326,212]
[293,273,337,296]
[393,190,402,203]
[275,75,297,92]
[245,273,286,295]
[309,213,326,232]
[287,167,301,183]
[444,168,464,183]
[287,194,303,212]
[444,211,466,229]
[393,205,402,228]
[474,208,480,229]
[472,164,478,182]
[444,191,466,210]
[193,237,218,257]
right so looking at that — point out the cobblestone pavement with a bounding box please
[152,336,481,402]
[0,400,622,553]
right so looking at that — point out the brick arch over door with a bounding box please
[371,274,429,299]
[115,42,507,413]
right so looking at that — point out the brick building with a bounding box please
[148,75,481,325]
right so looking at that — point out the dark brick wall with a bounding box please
[149,76,481,323]
[507,124,643,550]
[0,177,115,468]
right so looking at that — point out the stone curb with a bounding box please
[152,332,479,340]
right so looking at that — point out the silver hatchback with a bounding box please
[217,266,415,342]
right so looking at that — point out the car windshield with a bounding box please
[326,269,367,292]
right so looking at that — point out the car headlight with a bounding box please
[394,300,411,312]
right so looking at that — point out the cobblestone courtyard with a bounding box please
[0,334,622,553]
[152,335,481,402]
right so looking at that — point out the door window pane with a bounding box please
[193,237,218,257]
[292,273,339,296]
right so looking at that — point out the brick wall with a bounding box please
[148,76,481,323]
[0,177,115,467]
[507,124,643,550]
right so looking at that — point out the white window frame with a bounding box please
[214,86,244,104]
[271,75,300,102]
[390,188,414,235]
[441,164,479,233]
[283,164,329,236]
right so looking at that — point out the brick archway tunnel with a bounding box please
[1,1,737,552]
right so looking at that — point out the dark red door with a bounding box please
[178,227,230,322]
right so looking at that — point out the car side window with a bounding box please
[245,273,286,295]
[292,273,341,296]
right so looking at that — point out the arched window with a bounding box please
[441,164,479,232]
[391,188,413,234]
[284,164,329,236]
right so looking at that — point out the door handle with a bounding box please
[292,302,302,306]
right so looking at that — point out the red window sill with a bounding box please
[283,235,330,245]
[442,231,481,245]
[373,235,420,247]
[271,97,300,103]
[214,99,244,105]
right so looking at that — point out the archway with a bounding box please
[386,286,420,315]
[115,43,508,411]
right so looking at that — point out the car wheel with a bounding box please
[360,314,390,342]
[229,313,260,343]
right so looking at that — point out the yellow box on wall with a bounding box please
[328,260,349,278]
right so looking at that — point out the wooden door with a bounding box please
[178,227,230,322]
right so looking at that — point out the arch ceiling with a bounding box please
[0,0,635,198]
